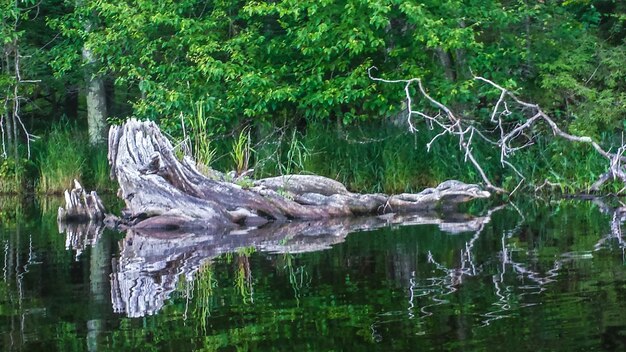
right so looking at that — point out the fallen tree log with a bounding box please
[105,119,491,230]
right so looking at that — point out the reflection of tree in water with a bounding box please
[1,228,40,348]
[0,201,43,349]
[389,200,626,335]
[593,199,626,254]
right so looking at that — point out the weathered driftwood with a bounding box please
[110,210,498,317]
[107,119,490,230]
[57,180,106,222]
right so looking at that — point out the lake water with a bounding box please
[2,198,626,351]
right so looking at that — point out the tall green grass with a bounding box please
[36,123,86,194]
[252,127,312,177]
[250,121,615,195]
[86,147,116,192]
[2,116,618,197]
[74,114,614,196]
[508,138,621,194]
[35,122,114,194]
[186,101,217,168]
[231,127,253,177]
[252,123,446,193]
[295,123,470,193]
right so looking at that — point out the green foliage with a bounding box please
[0,0,624,194]
[0,158,27,194]
[539,35,626,137]
[43,0,598,128]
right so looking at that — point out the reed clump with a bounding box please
[35,122,113,194]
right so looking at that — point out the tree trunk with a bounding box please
[435,47,456,82]
[80,0,108,146]
[454,20,470,81]
[83,46,108,145]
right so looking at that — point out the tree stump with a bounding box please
[57,179,106,222]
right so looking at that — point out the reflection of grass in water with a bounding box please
[235,253,254,304]
[0,196,24,226]
[35,195,63,216]
[194,262,218,332]
[281,253,310,304]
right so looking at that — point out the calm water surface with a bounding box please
[2,198,626,351]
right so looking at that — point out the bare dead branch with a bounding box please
[369,66,626,193]
[1,38,37,160]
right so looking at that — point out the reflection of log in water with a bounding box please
[57,216,112,351]
[109,211,496,318]
[58,220,104,259]
[592,198,626,251]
